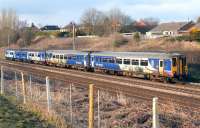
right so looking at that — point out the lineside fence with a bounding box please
[0,66,200,128]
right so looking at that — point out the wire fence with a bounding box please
[1,68,200,128]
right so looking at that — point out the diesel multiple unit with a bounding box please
[5,49,188,82]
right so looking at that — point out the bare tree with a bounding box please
[80,8,103,35]
[0,9,21,46]
[108,8,131,33]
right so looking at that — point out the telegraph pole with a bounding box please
[7,34,10,48]
[72,22,76,50]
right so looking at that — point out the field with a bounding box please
[0,95,54,128]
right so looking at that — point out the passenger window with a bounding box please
[53,55,55,58]
[38,54,40,57]
[116,59,122,64]
[64,56,67,59]
[109,59,114,63]
[141,60,148,66]
[132,59,139,65]
[172,58,176,67]
[160,61,163,67]
[60,55,64,59]
[124,59,130,65]
[56,55,59,59]
[103,58,107,63]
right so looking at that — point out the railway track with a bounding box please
[1,59,200,109]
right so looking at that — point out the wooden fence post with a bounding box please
[97,90,100,128]
[29,75,32,99]
[153,97,159,128]
[46,76,51,113]
[88,84,94,128]
[70,84,73,125]
[1,66,4,94]
[15,72,18,99]
[21,72,26,104]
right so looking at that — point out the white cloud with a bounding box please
[95,0,200,22]
[2,0,200,25]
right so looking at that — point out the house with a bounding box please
[40,25,60,32]
[22,23,39,32]
[146,21,195,39]
[189,23,200,32]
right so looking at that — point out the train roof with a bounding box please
[91,51,184,59]
[46,50,88,55]
[6,49,45,52]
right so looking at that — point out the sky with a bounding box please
[0,0,200,26]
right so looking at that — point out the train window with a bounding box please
[53,55,55,58]
[172,58,176,66]
[64,56,67,59]
[124,59,130,65]
[101,58,104,62]
[72,56,77,60]
[60,55,64,59]
[140,60,148,66]
[116,59,122,64]
[160,61,163,67]
[56,55,59,59]
[132,59,139,65]
[38,54,40,57]
[109,59,115,63]
[102,58,107,63]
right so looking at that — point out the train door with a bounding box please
[179,56,187,78]
[60,54,65,65]
[179,57,183,77]
[159,60,164,75]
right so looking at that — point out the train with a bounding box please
[5,49,188,82]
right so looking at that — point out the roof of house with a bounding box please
[40,25,60,31]
[193,23,200,29]
[150,22,191,32]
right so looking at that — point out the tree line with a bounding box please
[80,8,159,36]
[0,9,33,47]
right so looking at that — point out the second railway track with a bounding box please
[1,59,200,109]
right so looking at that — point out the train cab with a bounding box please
[171,55,188,80]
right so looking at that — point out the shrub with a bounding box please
[133,32,141,42]
[112,34,128,47]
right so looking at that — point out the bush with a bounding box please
[112,34,128,47]
[171,31,200,42]
[113,39,128,47]
[133,32,141,42]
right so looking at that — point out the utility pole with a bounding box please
[72,22,76,50]
[7,34,10,48]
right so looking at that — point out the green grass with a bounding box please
[0,95,54,128]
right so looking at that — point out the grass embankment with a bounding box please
[0,95,54,128]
